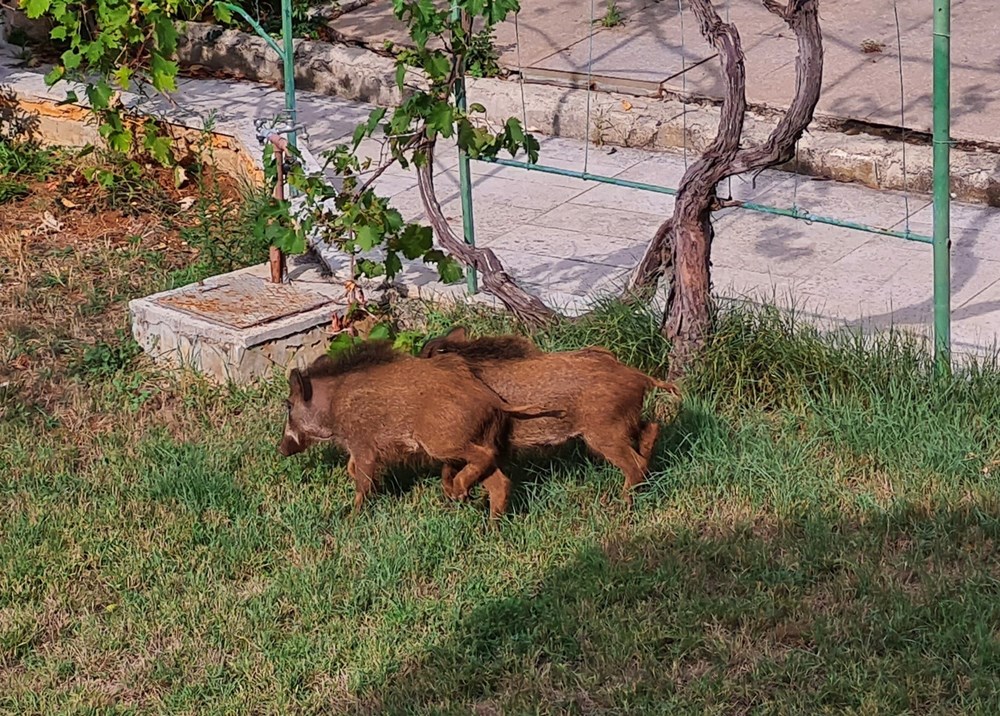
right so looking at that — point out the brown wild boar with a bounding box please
[419,327,679,505]
[277,340,560,517]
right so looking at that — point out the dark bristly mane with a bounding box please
[305,340,402,378]
[432,335,540,362]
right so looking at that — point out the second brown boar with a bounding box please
[419,327,679,505]
[278,340,561,517]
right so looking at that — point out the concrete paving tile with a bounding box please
[493,0,639,68]
[889,212,1000,263]
[484,224,644,268]
[712,215,873,278]
[469,138,647,187]
[710,265,808,306]
[568,180,675,216]
[721,176,931,231]
[388,190,543,243]
[530,201,664,240]
[527,3,712,90]
[479,244,632,295]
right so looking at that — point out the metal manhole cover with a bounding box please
[157,275,333,329]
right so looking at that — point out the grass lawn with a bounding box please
[4,143,1000,715]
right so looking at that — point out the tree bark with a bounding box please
[415,140,558,326]
[630,0,823,377]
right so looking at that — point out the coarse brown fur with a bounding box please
[418,327,681,505]
[277,340,561,518]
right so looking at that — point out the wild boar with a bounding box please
[419,327,679,505]
[277,340,560,517]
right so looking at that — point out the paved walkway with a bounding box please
[165,71,1000,358]
[330,0,1000,144]
[6,49,1000,358]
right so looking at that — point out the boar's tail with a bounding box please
[648,377,681,397]
[504,404,567,420]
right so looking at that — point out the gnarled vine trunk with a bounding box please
[631,0,824,376]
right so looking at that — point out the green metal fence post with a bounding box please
[932,0,951,370]
[451,2,478,295]
[281,0,297,150]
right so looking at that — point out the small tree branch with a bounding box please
[727,0,823,175]
[415,139,557,325]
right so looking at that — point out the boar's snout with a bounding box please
[278,431,303,457]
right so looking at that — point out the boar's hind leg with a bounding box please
[637,421,661,466]
[582,429,647,507]
[482,470,513,520]
[449,445,501,501]
[347,452,379,513]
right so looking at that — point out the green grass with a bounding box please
[6,242,1000,713]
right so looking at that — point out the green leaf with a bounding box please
[150,54,178,93]
[423,53,450,81]
[384,251,403,277]
[427,102,455,138]
[506,117,525,144]
[398,224,433,260]
[366,107,387,135]
[86,81,113,110]
[49,26,67,40]
[153,15,179,54]
[525,133,540,164]
[213,3,233,23]
[113,66,132,90]
[143,131,173,166]
[356,259,386,278]
[108,130,133,155]
[368,323,393,341]
[327,332,361,357]
[61,49,81,71]
[384,209,405,233]
[435,255,464,284]
[355,224,382,251]
[24,0,51,19]
[468,102,487,114]
[395,62,407,91]
[44,66,65,86]
[351,123,367,150]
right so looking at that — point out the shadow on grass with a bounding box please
[347,502,1000,714]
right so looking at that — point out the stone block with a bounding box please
[129,259,348,384]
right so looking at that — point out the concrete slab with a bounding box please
[722,175,932,231]
[524,1,713,95]
[896,202,1000,262]
[668,0,1000,144]
[712,216,873,278]
[130,260,349,384]
[530,201,664,240]
[483,223,643,268]
[493,0,615,69]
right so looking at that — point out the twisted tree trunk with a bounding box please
[631,0,824,376]
[415,141,557,325]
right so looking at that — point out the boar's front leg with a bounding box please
[347,452,379,513]
[441,463,462,501]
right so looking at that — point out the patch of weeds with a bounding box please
[466,27,503,79]
[0,139,57,180]
[599,0,625,28]
[79,151,171,216]
[861,39,886,54]
[71,329,142,380]
[0,178,29,204]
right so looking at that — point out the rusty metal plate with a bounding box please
[157,274,334,329]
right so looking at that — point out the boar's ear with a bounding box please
[445,326,467,342]
[289,368,313,402]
